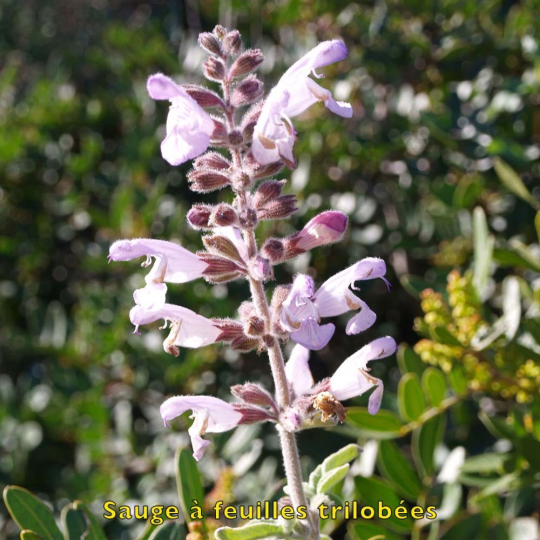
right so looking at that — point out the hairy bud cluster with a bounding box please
[230,49,264,79]
[231,383,277,411]
[232,75,264,107]
[182,84,225,109]
[187,168,231,193]
[213,319,260,352]
[254,180,298,221]
[199,252,246,283]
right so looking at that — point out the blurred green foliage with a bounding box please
[1,0,539,538]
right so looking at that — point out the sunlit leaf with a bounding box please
[378,440,421,501]
[398,373,426,422]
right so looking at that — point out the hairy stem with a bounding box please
[221,70,315,537]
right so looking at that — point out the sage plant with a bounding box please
[109,26,396,539]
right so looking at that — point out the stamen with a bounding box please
[311,68,325,79]
[141,255,153,268]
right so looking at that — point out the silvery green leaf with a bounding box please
[317,464,350,494]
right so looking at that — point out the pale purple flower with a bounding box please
[160,395,243,461]
[109,238,209,285]
[252,40,352,166]
[285,336,397,414]
[292,211,348,251]
[147,73,215,166]
[279,258,388,350]
[130,303,222,355]
[329,337,397,413]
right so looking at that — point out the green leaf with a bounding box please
[435,483,462,521]
[479,412,516,440]
[397,344,425,378]
[422,368,447,407]
[453,175,484,208]
[175,447,205,525]
[317,464,350,494]
[473,473,522,501]
[494,158,540,210]
[310,443,360,491]
[398,374,426,422]
[413,414,445,478]
[3,486,63,540]
[348,520,403,540]
[535,211,540,243]
[346,408,403,439]
[322,444,362,474]
[447,366,468,396]
[148,522,186,540]
[378,440,422,501]
[72,502,106,540]
[215,521,287,540]
[429,326,462,347]
[354,476,413,533]
[60,503,88,540]
[135,520,159,540]
[493,248,540,272]
[472,206,493,299]
[400,275,429,299]
[461,453,509,474]
[439,514,482,540]
[507,240,540,273]
[20,532,43,540]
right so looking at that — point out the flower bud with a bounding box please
[231,383,276,409]
[223,30,242,56]
[254,180,286,208]
[231,170,251,190]
[204,56,226,82]
[203,234,245,264]
[187,168,231,193]
[230,49,264,78]
[210,203,238,227]
[213,25,227,39]
[238,207,258,229]
[244,152,284,179]
[194,151,231,171]
[261,237,285,263]
[232,403,276,423]
[241,102,264,141]
[182,84,225,109]
[198,32,222,56]
[258,195,298,220]
[249,256,272,282]
[214,319,244,342]
[231,75,264,107]
[231,334,261,352]
[211,118,228,145]
[243,315,266,337]
[228,129,244,147]
[238,301,256,321]
[289,211,348,252]
[199,253,245,283]
[187,204,213,229]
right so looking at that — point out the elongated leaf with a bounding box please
[502,277,521,341]
[413,415,445,478]
[346,408,402,439]
[400,275,430,299]
[435,483,462,521]
[429,326,462,347]
[354,476,413,533]
[148,522,186,540]
[422,368,447,407]
[536,211,540,243]
[494,158,540,210]
[175,447,205,525]
[72,502,106,540]
[20,532,42,540]
[508,240,540,273]
[472,207,493,299]
[317,464,350,494]
[398,374,426,422]
[135,520,159,540]
[447,366,467,396]
[60,503,88,540]
[397,344,425,378]
[461,453,509,474]
[3,486,63,540]
[440,515,482,540]
[215,521,287,540]
[348,520,403,540]
[378,440,422,501]
[322,444,361,474]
